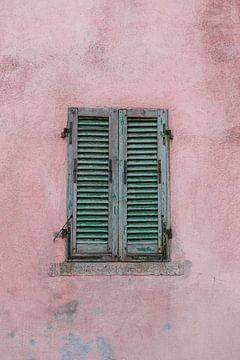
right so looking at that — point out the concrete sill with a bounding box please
[49,261,184,276]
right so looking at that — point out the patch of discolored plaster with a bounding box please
[127,277,135,288]
[60,333,93,360]
[96,336,115,360]
[8,331,16,338]
[47,323,54,332]
[95,307,104,316]
[221,125,240,145]
[199,0,240,64]
[26,358,37,360]
[163,323,172,331]
[184,260,192,277]
[54,300,79,323]
[29,339,36,346]
[0,55,46,101]
[198,0,240,105]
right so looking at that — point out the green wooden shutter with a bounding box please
[119,109,170,261]
[68,108,118,260]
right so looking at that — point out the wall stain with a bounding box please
[127,278,135,288]
[54,300,79,323]
[184,260,192,277]
[196,0,240,115]
[221,125,240,144]
[60,333,93,360]
[29,339,36,346]
[0,55,54,101]
[200,0,240,64]
[163,323,172,331]
[8,331,16,338]
[47,323,54,332]
[96,336,115,360]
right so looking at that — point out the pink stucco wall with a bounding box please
[1,0,240,359]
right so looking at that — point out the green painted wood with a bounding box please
[68,110,119,259]
[76,115,109,252]
[122,114,163,259]
[68,107,170,262]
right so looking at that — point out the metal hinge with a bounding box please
[61,127,70,138]
[162,222,172,261]
[162,124,173,143]
[61,121,73,143]
[164,129,173,140]
[163,222,172,239]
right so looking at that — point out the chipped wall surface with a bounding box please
[0,0,240,359]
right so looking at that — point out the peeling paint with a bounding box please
[60,333,93,360]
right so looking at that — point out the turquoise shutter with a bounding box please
[119,109,170,261]
[68,108,118,260]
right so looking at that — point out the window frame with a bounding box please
[66,107,171,263]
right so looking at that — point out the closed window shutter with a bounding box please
[119,109,169,261]
[68,108,118,260]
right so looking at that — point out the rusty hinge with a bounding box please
[163,222,172,239]
[61,122,73,143]
[164,129,173,140]
[163,124,173,143]
[61,127,70,138]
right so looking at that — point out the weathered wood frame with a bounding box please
[67,107,171,263]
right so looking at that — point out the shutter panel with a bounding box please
[119,109,169,261]
[68,108,118,260]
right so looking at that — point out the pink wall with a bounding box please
[1,0,240,359]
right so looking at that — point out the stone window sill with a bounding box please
[49,261,184,276]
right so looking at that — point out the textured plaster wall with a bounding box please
[0,1,240,359]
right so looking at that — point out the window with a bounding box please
[65,107,172,263]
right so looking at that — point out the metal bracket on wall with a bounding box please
[61,127,70,138]
[61,121,73,143]
[53,215,72,242]
[162,123,173,141]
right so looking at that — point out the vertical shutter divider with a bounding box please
[109,109,119,259]
[118,109,127,260]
